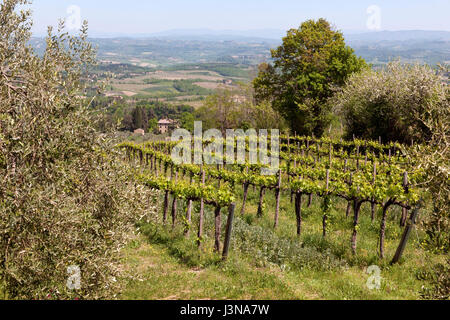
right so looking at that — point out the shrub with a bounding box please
[417,259,450,300]
[334,61,448,144]
[231,217,347,271]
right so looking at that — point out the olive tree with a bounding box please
[334,62,448,144]
[0,0,156,299]
[408,66,449,254]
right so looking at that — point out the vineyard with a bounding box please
[118,135,424,264]
[2,0,449,301]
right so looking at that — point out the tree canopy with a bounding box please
[334,62,449,144]
[0,0,153,299]
[196,85,287,134]
[253,18,367,136]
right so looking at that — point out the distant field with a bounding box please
[103,64,250,108]
[194,81,233,90]
[143,71,224,81]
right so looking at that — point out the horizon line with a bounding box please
[30,28,450,39]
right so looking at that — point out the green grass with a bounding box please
[118,182,445,300]
[120,239,298,300]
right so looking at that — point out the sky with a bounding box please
[28,0,450,36]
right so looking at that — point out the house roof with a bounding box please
[158,119,175,125]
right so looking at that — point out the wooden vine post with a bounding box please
[295,191,303,236]
[163,189,169,225]
[391,201,422,265]
[139,149,144,166]
[351,185,363,255]
[346,201,352,219]
[287,135,291,184]
[184,174,194,237]
[291,158,296,203]
[214,206,222,253]
[161,161,171,225]
[322,169,330,238]
[171,170,178,228]
[197,169,206,248]
[222,203,236,261]
[274,169,282,229]
[351,201,363,255]
[308,193,313,208]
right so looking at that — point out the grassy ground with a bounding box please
[0,175,443,300]
[118,183,445,300]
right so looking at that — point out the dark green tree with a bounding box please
[253,19,367,136]
[121,113,133,131]
[131,106,148,131]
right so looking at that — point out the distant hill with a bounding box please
[83,28,284,42]
[85,29,450,42]
[344,30,450,42]
[29,30,450,67]
[343,31,450,66]
[132,28,285,42]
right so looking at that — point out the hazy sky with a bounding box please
[29,0,450,35]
